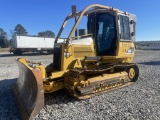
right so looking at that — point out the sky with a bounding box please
[0,0,160,41]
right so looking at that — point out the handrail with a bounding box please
[55,4,120,43]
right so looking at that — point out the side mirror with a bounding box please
[130,20,135,24]
[130,20,136,37]
[131,32,135,36]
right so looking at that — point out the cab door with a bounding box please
[96,13,117,56]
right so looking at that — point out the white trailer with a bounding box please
[10,35,65,55]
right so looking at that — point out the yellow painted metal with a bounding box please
[35,65,47,79]
[58,43,95,71]
[43,81,64,93]
[128,68,135,79]
[88,72,128,84]
[50,71,67,79]
[18,58,47,79]
[18,58,33,70]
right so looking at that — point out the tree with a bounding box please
[14,24,28,35]
[38,30,55,37]
[9,29,15,46]
[0,28,7,48]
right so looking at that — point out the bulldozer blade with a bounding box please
[12,61,44,120]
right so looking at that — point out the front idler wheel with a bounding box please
[127,65,139,82]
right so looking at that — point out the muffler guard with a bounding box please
[12,61,44,120]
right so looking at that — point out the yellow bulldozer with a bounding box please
[12,4,139,120]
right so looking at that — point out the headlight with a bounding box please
[126,48,135,54]
[64,52,70,57]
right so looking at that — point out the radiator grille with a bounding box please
[53,45,62,71]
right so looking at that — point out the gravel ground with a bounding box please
[0,50,160,120]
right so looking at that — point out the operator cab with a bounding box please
[88,12,117,56]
